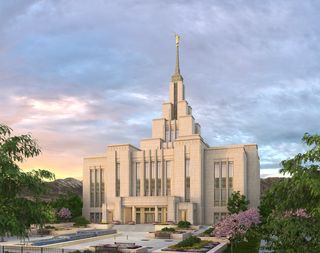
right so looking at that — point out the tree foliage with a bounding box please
[50,193,83,219]
[227,191,249,214]
[260,133,320,251]
[0,124,55,240]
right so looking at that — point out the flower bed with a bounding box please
[155,236,226,253]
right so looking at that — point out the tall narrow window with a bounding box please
[185,159,190,202]
[165,161,171,196]
[165,122,170,142]
[151,162,156,196]
[100,169,105,204]
[157,161,161,196]
[145,162,149,196]
[214,162,220,206]
[228,161,234,197]
[95,168,100,207]
[214,161,234,207]
[90,169,94,207]
[171,126,175,142]
[116,163,120,197]
[136,162,141,196]
[221,162,227,206]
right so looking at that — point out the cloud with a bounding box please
[1,0,320,178]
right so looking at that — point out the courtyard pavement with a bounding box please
[61,231,179,252]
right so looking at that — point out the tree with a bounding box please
[260,133,320,251]
[57,207,72,221]
[214,208,261,253]
[51,193,83,219]
[227,191,249,214]
[0,124,55,240]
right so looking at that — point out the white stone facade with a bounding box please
[82,41,260,225]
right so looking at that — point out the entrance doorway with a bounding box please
[179,210,187,221]
[144,207,155,223]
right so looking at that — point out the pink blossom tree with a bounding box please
[213,208,261,253]
[57,207,72,221]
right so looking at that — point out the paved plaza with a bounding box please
[62,231,179,252]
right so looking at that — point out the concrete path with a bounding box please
[113,224,155,232]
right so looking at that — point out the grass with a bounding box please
[223,238,260,253]
[170,240,211,250]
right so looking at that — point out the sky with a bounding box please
[1,0,319,179]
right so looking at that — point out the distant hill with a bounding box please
[23,177,283,201]
[45,177,82,200]
[22,177,83,201]
[260,177,286,196]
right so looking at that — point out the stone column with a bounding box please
[155,206,159,222]
[101,203,107,223]
[132,206,136,222]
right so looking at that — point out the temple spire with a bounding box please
[171,34,183,82]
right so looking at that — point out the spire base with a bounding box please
[171,73,183,82]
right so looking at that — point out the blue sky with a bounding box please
[1,0,319,178]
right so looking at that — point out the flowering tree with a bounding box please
[214,208,261,253]
[57,207,72,221]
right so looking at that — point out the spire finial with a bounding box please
[171,33,183,82]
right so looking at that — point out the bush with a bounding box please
[177,220,191,229]
[202,227,214,236]
[161,227,175,232]
[172,236,201,248]
[73,216,90,227]
[44,225,55,229]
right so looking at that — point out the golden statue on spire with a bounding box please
[175,33,180,46]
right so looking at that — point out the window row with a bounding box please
[214,161,234,206]
[89,167,105,208]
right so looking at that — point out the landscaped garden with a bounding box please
[161,236,221,252]
[207,133,320,252]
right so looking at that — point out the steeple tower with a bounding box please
[171,34,183,82]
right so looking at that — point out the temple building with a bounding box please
[82,36,260,225]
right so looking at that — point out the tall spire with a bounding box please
[171,34,183,82]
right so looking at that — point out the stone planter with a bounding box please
[153,242,227,253]
[150,231,192,240]
[154,224,177,231]
[121,247,148,253]
[170,232,191,240]
[198,236,229,244]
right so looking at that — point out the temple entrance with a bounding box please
[134,206,167,224]
[144,207,155,223]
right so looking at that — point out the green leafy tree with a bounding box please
[51,193,83,220]
[0,124,55,241]
[260,133,320,251]
[227,191,249,214]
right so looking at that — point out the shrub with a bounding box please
[172,236,201,248]
[57,207,72,221]
[44,225,55,229]
[202,227,214,236]
[161,227,175,232]
[177,220,191,229]
[73,216,90,227]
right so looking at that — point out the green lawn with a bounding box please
[223,238,260,253]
